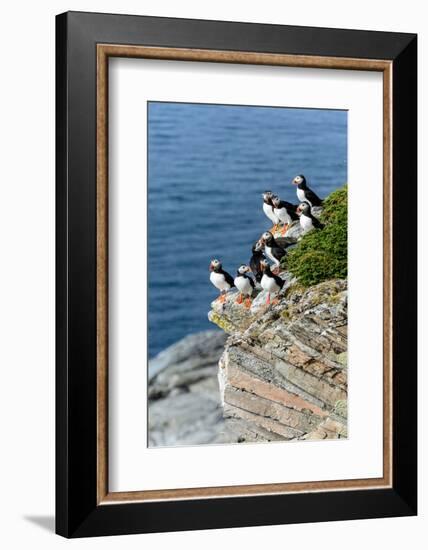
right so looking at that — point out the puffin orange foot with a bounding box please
[218,293,226,303]
[244,297,252,308]
[281,224,289,236]
[271,297,279,305]
[236,293,243,304]
[266,293,271,305]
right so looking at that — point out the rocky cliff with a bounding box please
[210,278,348,441]
[148,331,284,446]
[149,215,348,446]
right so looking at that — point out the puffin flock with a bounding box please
[209,174,325,307]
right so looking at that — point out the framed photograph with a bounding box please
[56,11,417,538]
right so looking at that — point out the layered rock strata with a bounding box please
[148,331,289,446]
[210,278,348,441]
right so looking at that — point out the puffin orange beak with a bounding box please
[209,264,214,271]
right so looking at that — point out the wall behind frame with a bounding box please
[0,0,424,549]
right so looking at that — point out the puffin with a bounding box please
[272,195,299,235]
[209,259,235,303]
[262,191,280,232]
[260,259,284,305]
[297,201,325,233]
[249,240,265,283]
[292,175,323,207]
[260,231,288,271]
[234,265,255,308]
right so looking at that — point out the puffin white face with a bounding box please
[262,191,274,203]
[293,175,304,185]
[262,231,273,243]
[272,196,281,207]
[297,202,310,215]
[238,265,250,275]
[209,259,221,272]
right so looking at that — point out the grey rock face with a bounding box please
[148,330,227,393]
[148,330,282,446]
[148,331,226,446]
[148,278,348,447]
[212,279,348,441]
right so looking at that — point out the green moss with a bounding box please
[287,185,348,286]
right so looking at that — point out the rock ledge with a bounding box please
[211,278,348,441]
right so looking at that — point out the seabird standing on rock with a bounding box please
[292,175,323,207]
[297,201,325,233]
[262,191,280,232]
[209,259,235,303]
[249,240,265,283]
[272,195,299,235]
[261,231,288,272]
[234,265,255,308]
[260,259,284,305]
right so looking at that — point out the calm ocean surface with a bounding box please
[148,102,347,357]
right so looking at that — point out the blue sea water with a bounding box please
[148,102,347,358]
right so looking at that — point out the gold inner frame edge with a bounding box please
[96,44,393,505]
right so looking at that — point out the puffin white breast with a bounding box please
[264,246,280,266]
[263,202,278,224]
[234,276,253,295]
[210,271,231,291]
[261,273,281,293]
[275,207,291,224]
[296,188,306,203]
[300,214,314,232]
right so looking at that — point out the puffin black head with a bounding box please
[261,231,274,245]
[209,259,222,272]
[297,201,311,215]
[262,191,274,205]
[292,174,306,187]
[253,239,264,252]
[272,195,281,208]
[271,194,280,206]
[237,264,251,276]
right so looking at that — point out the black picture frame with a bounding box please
[56,11,417,538]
